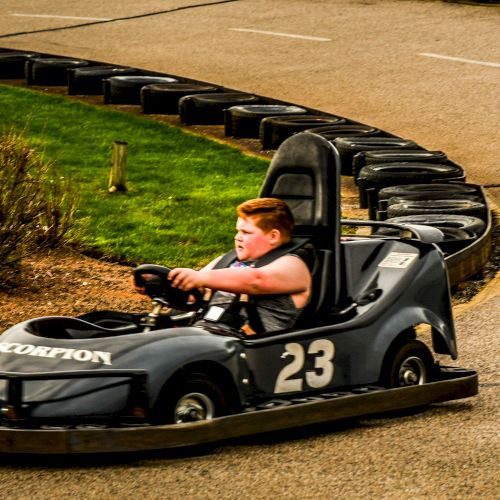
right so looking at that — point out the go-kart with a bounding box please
[0,133,477,454]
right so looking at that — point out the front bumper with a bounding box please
[0,369,149,424]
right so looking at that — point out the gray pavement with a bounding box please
[0,1,498,498]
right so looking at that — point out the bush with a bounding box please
[0,130,77,285]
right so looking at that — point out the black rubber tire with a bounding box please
[359,162,465,184]
[178,92,261,125]
[26,57,89,86]
[258,115,346,149]
[333,137,421,177]
[375,184,481,219]
[385,192,481,206]
[378,183,478,201]
[382,214,486,235]
[103,75,179,104]
[67,65,139,95]
[0,51,39,79]
[225,104,307,138]
[140,83,219,114]
[386,199,487,219]
[382,340,435,388]
[357,162,466,208]
[154,373,231,424]
[357,149,448,170]
[305,124,379,142]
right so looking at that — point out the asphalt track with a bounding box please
[0,1,499,498]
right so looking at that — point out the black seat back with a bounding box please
[259,132,342,316]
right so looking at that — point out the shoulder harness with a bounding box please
[206,237,314,335]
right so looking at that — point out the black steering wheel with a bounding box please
[133,264,204,311]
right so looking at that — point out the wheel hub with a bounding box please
[174,393,215,423]
[398,356,426,386]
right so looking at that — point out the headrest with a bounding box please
[259,133,341,249]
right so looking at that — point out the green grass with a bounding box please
[0,84,270,268]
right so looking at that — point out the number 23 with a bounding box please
[274,339,335,394]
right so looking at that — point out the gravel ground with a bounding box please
[0,1,498,498]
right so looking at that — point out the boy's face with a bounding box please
[234,216,277,261]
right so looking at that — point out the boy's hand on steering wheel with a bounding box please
[168,268,204,292]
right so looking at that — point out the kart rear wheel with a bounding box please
[384,340,435,388]
[156,374,230,424]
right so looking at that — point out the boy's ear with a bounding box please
[269,228,281,245]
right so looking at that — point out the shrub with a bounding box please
[0,130,77,286]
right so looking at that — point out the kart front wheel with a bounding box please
[384,340,435,388]
[155,374,230,424]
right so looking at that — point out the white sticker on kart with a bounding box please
[203,305,225,321]
[274,339,335,394]
[378,252,417,269]
[0,342,112,365]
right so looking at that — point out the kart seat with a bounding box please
[259,132,342,323]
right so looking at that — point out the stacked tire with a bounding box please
[306,124,380,143]
[0,51,39,78]
[333,137,422,177]
[103,75,179,104]
[374,212,486,255]
[258,115,346,149]
[178,93,262,125]
[357,162,466,209]
[26,57,89,86]
[140,83,219,114]
[224,104,308,138]
[67,66,140,95]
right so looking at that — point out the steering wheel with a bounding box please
[133,264,204,311]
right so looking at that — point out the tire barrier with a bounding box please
[178,92,262,125]
[2,48,491,287]
[333,137,421,177]
[0,51,39,78]
[375,183,481,220]
[377,214,486,235]
[103,75,179,104]
[386,199,487,219]
[305,124,380,142]
[25,57,89,86]
[357,162,466,209]
[375,212,489,274]
[140,83,219,115]
[224,104,307,138]
[384,192,481,208]
[68,66,140,95]
[355,149,448,170]
[258,115,346,150]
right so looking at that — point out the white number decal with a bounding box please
[274,339,335,394]
[305,339,335,388]
[274,343,304,393]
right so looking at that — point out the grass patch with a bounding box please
[0,84,269,267]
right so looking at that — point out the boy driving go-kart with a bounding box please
[134,198,312,336]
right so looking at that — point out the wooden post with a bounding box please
[108,140,128,192]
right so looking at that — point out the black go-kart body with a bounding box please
[0,133,477,454]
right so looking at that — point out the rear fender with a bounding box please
[370,303,457,383]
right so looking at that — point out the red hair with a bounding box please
[237,198,294,239]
